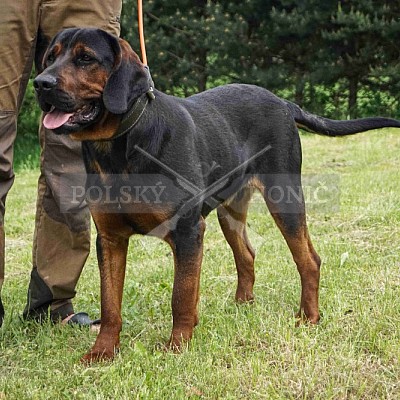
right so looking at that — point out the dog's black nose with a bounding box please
[33,75,57,91]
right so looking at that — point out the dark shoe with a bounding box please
[63,312,101,331]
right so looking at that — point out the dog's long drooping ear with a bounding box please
[103,35,149,114]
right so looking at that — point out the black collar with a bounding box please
[111,89,155,140]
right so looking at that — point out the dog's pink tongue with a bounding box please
[43,110,73,130]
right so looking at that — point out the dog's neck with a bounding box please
[112,91,153,139]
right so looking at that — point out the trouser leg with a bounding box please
[0,114,17,326]
[24,126,91,321]
[0,0,41,326]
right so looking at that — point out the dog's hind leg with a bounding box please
[217,188,255,302]
[258,174,321,324]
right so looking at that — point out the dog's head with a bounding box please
[34,28,150,138]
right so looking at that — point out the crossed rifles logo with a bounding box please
[132,144,272,239]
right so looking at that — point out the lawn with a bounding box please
[0,129,399,399]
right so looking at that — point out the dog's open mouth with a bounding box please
[43,102,101,131]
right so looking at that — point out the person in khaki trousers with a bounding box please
[0,0,122,326]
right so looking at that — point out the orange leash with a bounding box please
[137,0,155,99]
[138,0,148,66]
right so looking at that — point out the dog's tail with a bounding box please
[285,100,400,137]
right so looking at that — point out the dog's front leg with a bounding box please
[167,218,206,351]
[81,233,129,363]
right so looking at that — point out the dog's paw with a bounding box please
[235,291,255,303]
[295,309,320,327]
[165,333,191,353]
[80,347,118,364]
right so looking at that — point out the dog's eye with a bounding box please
[46,53,56,66]
[76,54,96,66]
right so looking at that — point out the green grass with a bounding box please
[1,129,399,399]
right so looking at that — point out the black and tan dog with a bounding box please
[34,28,400,362]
